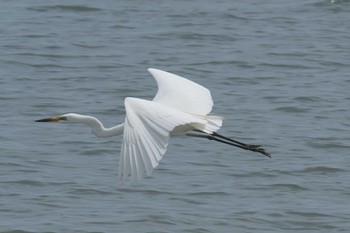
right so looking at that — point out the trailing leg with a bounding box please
[187,132,271,158]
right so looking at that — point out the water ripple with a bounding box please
[27,5,103,13]
[2,0,350,232]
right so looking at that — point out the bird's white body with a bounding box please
[37,68,272,181]
[38,68,224,180]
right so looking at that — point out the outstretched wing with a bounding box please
[148,68,214,115]
[118,97,206,180]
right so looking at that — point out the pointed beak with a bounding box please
[35,116,61,122]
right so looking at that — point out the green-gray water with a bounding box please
[1,1,349,232]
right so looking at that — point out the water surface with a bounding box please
[1,0,350,232]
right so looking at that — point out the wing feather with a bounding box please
[118,97,207,180]
[148,68,213,115]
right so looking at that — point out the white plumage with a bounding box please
[36,68,223,181]
[150,68,213,115]
[36,68,271,181]
[119,69,222,180]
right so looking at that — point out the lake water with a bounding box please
[1,0,350,232]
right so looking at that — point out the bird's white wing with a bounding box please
[148,68,214,115]
[118,97,207,180]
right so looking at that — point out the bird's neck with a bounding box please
[77,115,124,138]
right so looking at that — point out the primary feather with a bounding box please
[149,68,213,115]
[118,69,222,180]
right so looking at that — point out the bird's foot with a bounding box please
[245,144,271,158]
[246,144,261,149]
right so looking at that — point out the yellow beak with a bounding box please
[35,116,62,122]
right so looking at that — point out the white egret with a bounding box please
[36,68,270,180]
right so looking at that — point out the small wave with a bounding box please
[3,180,45,187]
[302,166,344,174]
[259,62,316,70]
[71,43,107,49]
[286,210,333,218]
[27,5,102,13]
[2,179,77,188]
[117,188,174,196]
[274,106,309,113]
[221,13,249,20]
[68,188,111,195]
[126,214,176,226]
[2,231,61,233]
[267,183,307,191]
[185,191,230,196]
[293,96,323,103]
[1,230,38,233]
[306,141,350,149]
[2,60,68,69]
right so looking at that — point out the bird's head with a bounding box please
[35,113,82,123]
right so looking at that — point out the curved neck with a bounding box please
[74,115,124,138]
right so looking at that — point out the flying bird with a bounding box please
[36,68,270,180]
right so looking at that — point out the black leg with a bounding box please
[212,132,261,148]
[187,132,271,158]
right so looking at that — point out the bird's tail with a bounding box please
[191,115,223,134]
[205,115,223,133]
